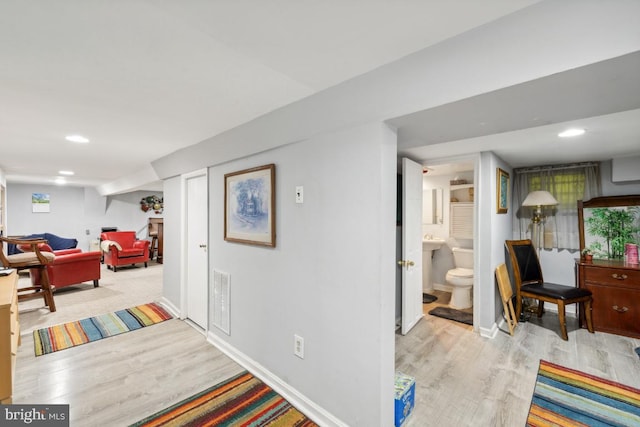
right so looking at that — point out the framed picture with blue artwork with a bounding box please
[497,168,509,214]
[224,164,276,247]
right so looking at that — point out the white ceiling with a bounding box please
[393,50,640,171]
[4,1,638,192]
[0,0,540,190]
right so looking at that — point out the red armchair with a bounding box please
[100,231,150,272]
[29,245,101,290]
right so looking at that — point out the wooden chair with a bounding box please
[505,239,593,340]
[495,263,518,336]
[0,236,56,312]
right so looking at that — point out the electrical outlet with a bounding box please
[294,334,304,359]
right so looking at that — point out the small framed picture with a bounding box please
[224,164,276,247]
[496,168,509,214]
[32,193,50,213]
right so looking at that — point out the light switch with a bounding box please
[295,186,304,204]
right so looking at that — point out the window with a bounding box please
[512,163,600,250]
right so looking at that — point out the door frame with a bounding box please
[180,168,209,329]
[413,153,480,331]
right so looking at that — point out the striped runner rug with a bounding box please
[527,359,640,426]
[130,371,318,427]
[33,302,172,356]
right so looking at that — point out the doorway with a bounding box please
[398,157,478,332]
[182,170,209,330]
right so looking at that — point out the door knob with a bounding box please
[397,260,415,268]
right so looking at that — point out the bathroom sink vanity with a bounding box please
[423,238,444,252]
[422,237,444,293]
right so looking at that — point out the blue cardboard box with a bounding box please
[394,371,415,427]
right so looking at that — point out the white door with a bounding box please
[186,173,208,329]
[400,158,423,335]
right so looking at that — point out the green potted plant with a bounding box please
[585,207,640,259]
[581,248,594,262]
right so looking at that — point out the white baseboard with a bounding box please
[479,322,498,338]
[159,297,180,318]
[433,282,453,293]
[206,332,347,427]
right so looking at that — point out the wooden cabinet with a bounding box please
[449,183,474,239]
[450,203,473,239]
[576,259,640,338]
[0,270,19,404]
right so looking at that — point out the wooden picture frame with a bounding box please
[224,164,276,247]
[496,168,509,214]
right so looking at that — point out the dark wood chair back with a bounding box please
[505,239,593,340]
[508,240,544,286]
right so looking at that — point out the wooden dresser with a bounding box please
[0,270,19,403]
[576,259,640,338]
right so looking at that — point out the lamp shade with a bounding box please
[522,191,558,207]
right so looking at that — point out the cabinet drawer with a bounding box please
[11,326,18,356]
[586,283,640,337]
[10,297,17,334]
[583,267,640,287]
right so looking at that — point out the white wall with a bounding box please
[601,160,640,197]
[6,183,163,249]
[484,154,514,326]
[161,176,182,309]
[162,124,398,425]
[163,123,396,426]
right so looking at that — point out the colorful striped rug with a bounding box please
[33,302,172,356]
[130,371,318,427]
[527,359,640,426]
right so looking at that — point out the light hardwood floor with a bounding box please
[13,268,640,426]
[14,263,243,426]
[397,291,640,426]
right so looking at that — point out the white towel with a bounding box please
[100,240,122,252]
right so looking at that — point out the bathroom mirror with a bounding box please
[423,188,443,225]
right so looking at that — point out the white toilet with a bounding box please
[445,248,474,309]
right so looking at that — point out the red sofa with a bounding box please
[29,245,101,290]
[100,231,150,272]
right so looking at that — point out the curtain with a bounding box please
[512,162,601,251]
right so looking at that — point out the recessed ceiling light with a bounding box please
[558,128,586,138]
[54,177,67,185]
[65,134,90,143]
[58,170,74,176]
